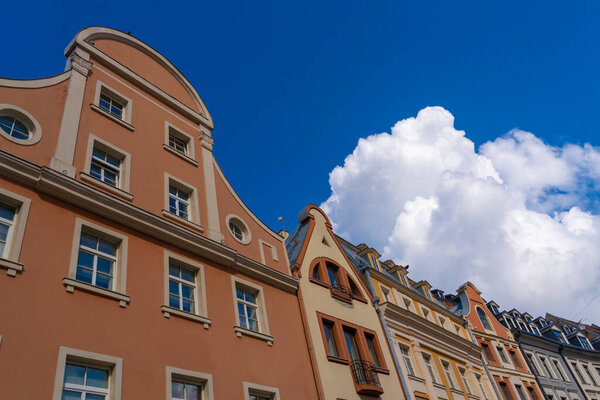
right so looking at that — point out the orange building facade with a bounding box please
[0,27,318,399]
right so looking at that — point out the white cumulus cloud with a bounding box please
[321,106,600,323]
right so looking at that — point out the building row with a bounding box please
[0,27,599,400]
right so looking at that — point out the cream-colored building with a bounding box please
[286,205,406,399]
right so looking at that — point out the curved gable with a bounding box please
[70,27,212,127]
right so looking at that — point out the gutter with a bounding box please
[361,265,413,400]
[465,323,503,400]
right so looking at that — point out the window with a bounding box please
[499,382,513,400]
[343,328,360,361]
[381,286,391,303]
[582,364,597,385]
[525,352,539,375]
[476,374,488,400]
[571,362,586,384]
[226,215,251,244]
[551,359,567,381]
[169,185,190,219]
[458,367,472,394]
[539,320,546,327]
[0,188,31,276]
[99,93,124,119]
[399,273,410,287]
[477,307,493,330]
[232,277,272,345]
[169,264,196,313]
[250,395,271,400]
[563,326,571,334]
[552,331,566,343]
[76,232,117,290]
[312,265,321,280]
[309,258,365,302]
[65,218,129,306]
[482,343,495,362]
[531,326,541,336]
[90,147,121,187]
[0,104,42,145]
[509,350,521,367]
[52,346,122,400]
[423,354,438,384]
[399,345,416,376]
[169,134,188,155]
[243,382,279,400]
[323,321,339,357]
[82,136,131,199]
[497,346,509,364]
[327,263,339,286]
[515,385,528,400]
[578,337,592,350]
[490,304,499,314]
[167,366,213,400]
[365,333,381,367]
[442,361,457,390]
[369,254,381,271]
[93,82,132,127]
[540,356,555,379]
[164,174,201,229]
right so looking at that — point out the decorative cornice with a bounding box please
[69,53,93,76]
[200,131,214,151]
[0,151,298,293]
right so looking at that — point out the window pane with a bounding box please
[0,203,16,220]
[169,280,180,295]
[172,381,185,398]
[77,251,94,268]
[76,266,93,284]
[180,268,194,283]
[185,383,200,400]
[182,299,194,313]
[80,233,98,249]
[96,257,112,275]
[61,390,82,400]
[244,290,256,303]
[248,318,259,332]
[323,323,338,357]
[246,304,257,320]
[95,273,111,289]
[181,284,193,300]
[64,364,86,385]
[86,394,105,400]
[0,223,10,243]
[236,287,244,300]
[86,367,108,388]
[98,239,116,256]
[169,294,180,309]
[169,265,180,277]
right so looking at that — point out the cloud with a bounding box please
[321,106,600,323]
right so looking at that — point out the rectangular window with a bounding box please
[62,362,109,399]
[381,286,391,303]
[476,374,488,400]
[525,352,540,375]
[365,333,381,367]
[442,361,456,390]
[553,331,566,343]
[343,328,360,361]
[515,385,528,400]
[552,359,567,381]
[90,147,121,187]
[169,133,189,155]
[249,395,272,400]
[169,263,197,314]
[236,285,259,332]
[540,356,555,379]
[399,345,416,376]
[509,350,521,367]
[323,321,339,357]
[482,344,495,362]
[399,273,410,287]
[169,185,191,220]
[76,232,117,290]
[499,382,513,400]
[99,92,124,119]
[497,346,509,364]
[571,362,586,384]
[423,354,438,384]
[0,202,16,258]
[171,380,201,400]
[458,367,472,394]
[167,366,213,400]
[582,364,597,385]
[578,337,592,350]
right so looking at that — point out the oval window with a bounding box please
[0,105,42,145]
[0,116,29,140]
[226,215,251,244]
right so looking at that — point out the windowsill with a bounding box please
[234,326,274,346]
[408,374,425,383]
[80,172,133,201]
[468,394,480,400]
[161,305,211,329]
[326,355,349,365]
[374,366,390,375]
[309,277,330,288]
[433,382,447,390]
[161,209,205,233]
[0,257,24,277]
[450,388,465,395]
[90,103,135,131]
[63,277,130,307]
[162,144,198,167]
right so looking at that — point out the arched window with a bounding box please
[477,307,492,330]
[308,258,365,302]
[325,262,339,286]
[312,265,321,281]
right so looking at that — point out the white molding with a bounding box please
[243,381,280,400]
[231,275,271,337]
[163,250,208,319]
[164,172,201,227]
[226,213,252,245]
[80,172,133,201]
[0,258,24,277]
[164,121,196,161]
[0,71,71,88]
[258,239,279,266]
[63,277,131,307]
[0,104,43,145]
[83,134,132,194]
[93,80,133,125]
[90,104,135,131]
[0,186,31,268]
[166,366,214,400]
[0,151,299,292]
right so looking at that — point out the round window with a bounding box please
[226,215,251,244]
[0,105,42,145]
[0,116,30,140]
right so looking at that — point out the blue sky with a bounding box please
[4,1,600,318]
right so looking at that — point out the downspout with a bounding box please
[559,345,589,400]
[361,266,413,400]
[465,323,503,400]
[513,331,545,400]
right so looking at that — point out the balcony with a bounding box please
[330,283,353,303]
[350,359,384,396]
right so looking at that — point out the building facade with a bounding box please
[339,240,498,400]
[443,283,544,400]
[0,27,319,399]
[286,205,406,399]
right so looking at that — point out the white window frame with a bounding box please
[476,373,489,400]
[422,352,439,384]
[243,382,280,400]
[0,104,43,145]
[231,276,273,345]
[163,121,197,166]
[92,81,134,129]
[380,284,392,303]
[540,356,557,379]
[551,358,569,382]
[166,366,214,400]
[81,135,132,200]
[163,173,203,231]
[398,343,418,377]
[52,346,123,400]
[226,214,252,245]
[0,187,31,276]
[161,251,210,328]
[64,217,130,307]
[458,366,473,395]
[441,359,458,390]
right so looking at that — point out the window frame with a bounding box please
[0,187,31,276]
[308,257,367,303]
[64,217,130,307]
[52,346,123,400]
[226,214,252,245]
[166,366,214,400]
[551,358,568,382]
[477,306,494,331]
[92,81,134,129]
[163,173,203,231]
[231,276,273,345]
[82,135,132,200]
[161,251,210,328]
[458,366,473,395]
[441,359,458,391]
[422,352,440,384]
[163,121,198,166]
[398,343,418,377]
[243,382,280,400]
[0,104,42,145]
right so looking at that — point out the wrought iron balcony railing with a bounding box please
[329,283,353,303]
[350,359,383,396]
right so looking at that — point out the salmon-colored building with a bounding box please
[0,27,319,399]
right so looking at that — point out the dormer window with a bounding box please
[531,326,540,336]
[552,330,566,344]
[399,274,410,288]
[369,254,381,272]
[539,320,547,327]
[477,307,493,330]
[490,304,499,315]
[578,337,592,350]
[563,326,571,335]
